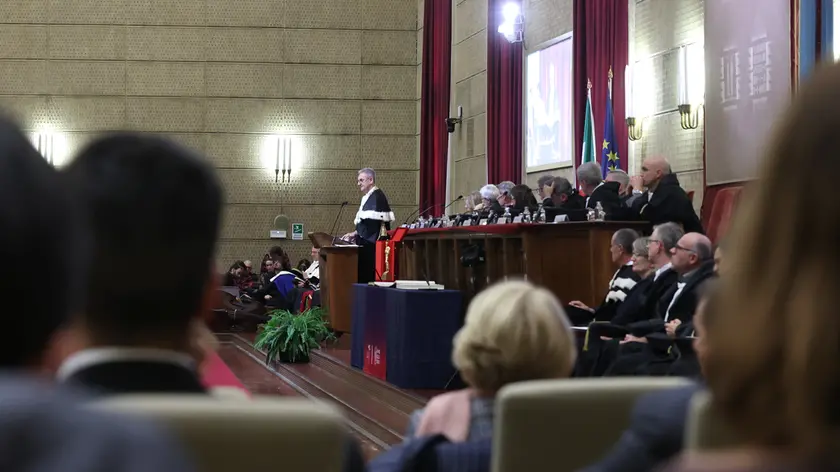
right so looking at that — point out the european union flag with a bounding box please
[601,68,621,178]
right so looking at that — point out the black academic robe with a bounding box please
[586,181,623,218]
[576,269,678,377]
[354,187,394,283]
[626,174,704,234]
[566,264,640,326]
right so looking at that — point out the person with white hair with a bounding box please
[496,180,516,207]
[341,167,394,283]
[474,184,504,213]
[577,162,621,215]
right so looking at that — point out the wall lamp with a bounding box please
[678,43,705,130]
[625,64,645,141]
[445,106,463,134]
[497,2,524,43]
[32,131,66,167]
[273,135,292,183]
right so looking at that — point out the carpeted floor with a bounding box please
[200,350,249,392]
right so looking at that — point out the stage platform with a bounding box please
[215,333,439,460]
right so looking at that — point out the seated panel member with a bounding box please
[578,162,622,215]
[544,176,586,209]
[627,157,703,233]
[536,174,555,207]
[566,228,641,325]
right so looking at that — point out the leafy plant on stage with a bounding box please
[255,307,335,364]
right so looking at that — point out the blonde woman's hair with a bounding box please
[705,62,840,457]
[452,280,576,392]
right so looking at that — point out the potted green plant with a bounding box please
[254,307,334,364]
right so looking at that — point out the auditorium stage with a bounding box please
[214,333,438,459]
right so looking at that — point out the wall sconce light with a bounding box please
[677,43,705,130]
[273,135,292,183]
[625,64,644,141]
[32,131,66,167]
[497,2,524,43]
[445,106,463,134]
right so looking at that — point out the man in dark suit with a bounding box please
[60,134,366,472]
[577,162,622,216]
[59,134,222,394]
[628,157,703,233]
[579,281,716,472]
[0,119,194,472]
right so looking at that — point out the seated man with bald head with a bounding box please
[628,157,703,234]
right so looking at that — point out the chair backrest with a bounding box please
[493,377,692,472]
[91,396,346,472]
[706,187,743,243]
[685,390,741,451]
[687,190,695,203]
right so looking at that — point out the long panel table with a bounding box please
[395,221,650,308]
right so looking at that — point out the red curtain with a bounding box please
[487,0,524,184]
[573,0,629,169]
[419,0,452,214]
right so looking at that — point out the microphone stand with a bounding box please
[329,201,349,246]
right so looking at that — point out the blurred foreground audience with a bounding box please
[0,116,194,471]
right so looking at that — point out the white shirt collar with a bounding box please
[654,262,672,281]
[57,347,195,382]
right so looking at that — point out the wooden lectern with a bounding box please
[309,232,358,333]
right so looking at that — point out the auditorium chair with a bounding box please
[684,390,740,451]
[91,396,346,472]
[705,186,743,243]
[493,377,691,472]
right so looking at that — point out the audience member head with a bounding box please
[228,261,246,277]
[0,116,83,368]
[452,280,576,395]
[648,222,684,268]
[550,177,575,204]
[605,169,631,196]
[703,63,840,458]
[497,181,515,206]
[269,246,292,272]
[576,162,603,196]
[640,156,671,190]
[536,174,554,199]
[610,228,639,266]
[63,133,222,351]
[479,184,501,209]
[357,167,376,194]
[691,279,717,379]
[669,232,713,275]
[631,237,654,277]
[465,191,482,212]
[510,184,537,211]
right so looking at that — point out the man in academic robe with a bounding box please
[577,162,622,216]
[626,156,704,233]
[342,168,394,284]
[304,246,320,286]
[565,228,642,326]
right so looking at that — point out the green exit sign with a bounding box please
[292,223,304,240]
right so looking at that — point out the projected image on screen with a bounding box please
[526,37,573,169]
